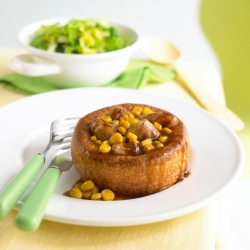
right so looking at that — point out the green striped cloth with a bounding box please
[0,59,176,95]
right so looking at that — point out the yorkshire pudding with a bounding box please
[71,103,190,197]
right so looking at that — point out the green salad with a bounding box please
[30,19,130,54]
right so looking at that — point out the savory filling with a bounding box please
[90,105,178,155]
[66,104,184,201]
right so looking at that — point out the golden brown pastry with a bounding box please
[71,103,190,197]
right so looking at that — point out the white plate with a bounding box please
[0,87,244,227]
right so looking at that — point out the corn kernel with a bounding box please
[91,193,102,200]
[74,182,84,189]
[82,190,92,199]
[141,138,152,147]
[143,144,155,153]
[102,140,110,145]
[128,113,135,119]
[162,127,172,135]
[91,185,99,195]
[120,114,129,121]
[101,189,115,201]
[95,140,102,145]
[101,115,112,123]
[118,126,126,135]
[153,140,161,146]
[158,135,168,144]
[91,135,97,142]
[110,133,123,144]
[111,120,119,127]
[129,138,139,144]
[120,120,130,130]
[153,121,162,131]
[126,132,138,140]
[155,142,164,149]
[142,107,153,114]
[132,106,142,116]
[81,180,95,191]
[128,118,138,126]
[99,142,111,153]
[70,188,82,199]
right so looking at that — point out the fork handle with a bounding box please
[0,154,44,220]
[15,167,61,231]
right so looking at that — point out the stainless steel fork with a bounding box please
[0,117,79,220]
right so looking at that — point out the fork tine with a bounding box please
[54,129,75,134]
[60,143,71,151]
[62,137,72,143]
[56,143,72,155]
[49,118,79,151]
[54,122,77,128]
[51,118,79,140]
[54,132,74,141]
[53,118,79,126]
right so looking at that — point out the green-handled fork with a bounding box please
[0,117,79,220]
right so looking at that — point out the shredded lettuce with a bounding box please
[29,19,130,54]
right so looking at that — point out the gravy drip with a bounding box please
[63,171,191,201]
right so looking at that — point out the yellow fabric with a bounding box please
[1,207,218,250]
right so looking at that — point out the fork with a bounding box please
[0,117,79,220]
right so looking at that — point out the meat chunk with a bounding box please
[108,105,128,120]
[90,116,104,133]
[127,119,160,141]
[95,123,117,141]
[138,112,178,128]
[112,142,140,156]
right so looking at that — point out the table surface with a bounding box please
[0,46,242,250]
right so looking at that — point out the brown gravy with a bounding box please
[63,171,191,201]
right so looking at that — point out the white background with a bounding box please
[0,0,220,70]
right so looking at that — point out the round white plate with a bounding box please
[0,87,244,227]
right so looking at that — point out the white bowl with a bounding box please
[9,17,141,88]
